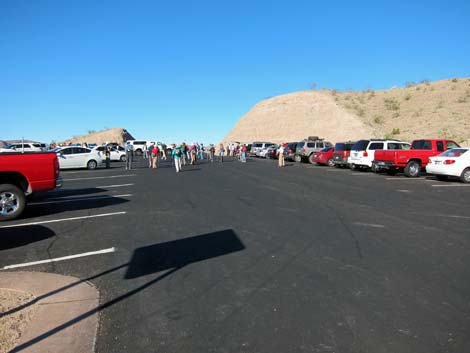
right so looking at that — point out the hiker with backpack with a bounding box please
[172,145,183,172]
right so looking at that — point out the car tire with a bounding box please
[327,159,335,167]
[460,168,470,183]
[87,160,98,170]
[371,164,378,173]
[350,164,356,170]
[294,155,302,163]
[0,184,26,221]
[404,161,420,177]
[135,149,142,156]
[120,155,126,162]
[308,154,316,164]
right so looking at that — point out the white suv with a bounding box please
[348,139,410,170]
[125,140,147,156]
[9,142,47,152]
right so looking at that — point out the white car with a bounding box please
[348,139,411,170]
[54,146,103,170]
[93,146,126,161]
[426,148,470,183]
[9,142,47,152]
[125,140,147,156]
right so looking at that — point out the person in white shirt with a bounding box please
[278,143,285,167]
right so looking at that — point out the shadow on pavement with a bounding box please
[125,229,246,278]
[0,225,56,251]
[35,188,108,200]
[6,229,245,352]
[21,196,130,219]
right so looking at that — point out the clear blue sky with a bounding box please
[1,0,469,144]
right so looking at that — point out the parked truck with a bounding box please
[372,139,460,177]
[0,152,62,221]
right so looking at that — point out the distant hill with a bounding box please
[222,78,470,146]
[60,128,135,146]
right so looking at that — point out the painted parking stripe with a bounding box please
[435,214,470,219]
[64,174,136,181]
[30,194,132,206]
[396,189,411,193]
[431,184,470,187]
[1,247,116,270]
[96,183,135,188]
[352,222,385,228]
[385,178,426,181]
[0,212,126,229]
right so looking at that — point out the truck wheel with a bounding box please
[327,159,335,167]
[460,168,470,183]
[404,161,420,177]
[371,164,378,173]
[308,154,316,164]
[120,155,126,162]
[0,184,26,221]
[135,149,142,156]
[350,164,356,170]
[294,155,302,163]
[87,160,98,170]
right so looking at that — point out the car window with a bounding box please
[316,142,325,148]
[96,146,105,151]
[352,140,369,151]
[446,141,460,149]
[412,140,432,149]
[400,143,411,150]
[440,148,468,157]
[307,142,315,148]
[369,142,384,150]
[73,147,89,154]
[32,144,41,148]
[61,148,73,155]
[134,141,146,145]
[436,141,444,152]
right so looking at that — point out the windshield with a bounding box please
[438,148,468,157]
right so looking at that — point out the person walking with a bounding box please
[209,144,215,162]
[160,144,167,160]
[190,144,197,165]
[278,143,285,167]
[172,145,183,172]
[143,143,148,159]
[241,144,247,163]
[125,143,134,170]
[219,144,225,163]
[151,144,159,169]
[147,143,154,168]
[105,146,111,168]
[199,143,204,160]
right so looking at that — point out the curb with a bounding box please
[0,271,99,353]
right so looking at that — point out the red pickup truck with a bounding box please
[372,139,460,177]
[0,152,62,221]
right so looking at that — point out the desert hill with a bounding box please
[60,128,134,146]
[222,78,470,146]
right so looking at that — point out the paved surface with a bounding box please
[0,272,99,353]
[1,156,470,353]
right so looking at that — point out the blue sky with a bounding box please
[1,0,469,144]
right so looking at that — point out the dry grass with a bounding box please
[333,78,470,145]
[0,289,38,353]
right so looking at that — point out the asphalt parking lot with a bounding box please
[1,156,470,353]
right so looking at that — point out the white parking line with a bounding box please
[352,222,385,228]
[64,174,136,181]
[385,178,425,181]
[30,194,132,206]
[435,214,470,219]
[0,212,126,228]
[396,189,411,193]
[1,247,116,270]
[96,183,135,188]
[431,184,470,187]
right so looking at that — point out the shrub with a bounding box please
[404,94,412,101]
[373,115,384,124]
[392,112,400,119]
[384,98,400,111]
[392,128,400,135]
[457,97,468,103]
[451,78,458,83]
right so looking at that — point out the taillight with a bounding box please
[343,151,347,157]
[54,158,59,177]
[444,160,456,165]
[363,151,368,157]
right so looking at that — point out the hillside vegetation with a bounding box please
[222,78,470,145]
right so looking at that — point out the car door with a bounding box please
[73,147,92,168]
[57,147,75,168]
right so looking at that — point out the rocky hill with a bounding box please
[60,128,135,146]
[222,78,470,145]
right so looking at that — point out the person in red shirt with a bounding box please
[241,144,247,163]
[151,145,159,169]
